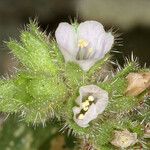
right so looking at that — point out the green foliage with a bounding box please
[7,21,61,75]
[99,63,144,114]
[65,62,87,88]
[0,80,22,113]
[93,121,114,146]
[5,21,69,123]
[0,21,149,150]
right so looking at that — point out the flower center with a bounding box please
[78,95,95,120]
[76,39,93,60]
[78,39,88,48]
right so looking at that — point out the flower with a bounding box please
[125,72,150,96]
[55,21,114,72]
[111,129,138,148]
[72,85,109,128]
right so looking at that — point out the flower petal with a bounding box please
[55,22,78,61]
[95,88,109,114]
[95,32,114,59]
[77,21,114,68]
[103,32,114,54]
[78,21,105,50]
[76,59,97,72]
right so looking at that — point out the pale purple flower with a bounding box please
[72,85,108,128]
[55,21,114,71]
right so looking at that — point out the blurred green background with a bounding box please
[0,0,150,149]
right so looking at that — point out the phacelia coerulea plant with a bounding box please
[0,20,149,150]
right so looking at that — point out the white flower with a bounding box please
[72,85,108,128]
[111,129,138,148]
[55,21,114,72]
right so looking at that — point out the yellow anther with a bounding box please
[83,106,89,111]
[82,100,90,108]
[78,114,84,120]
[78,39,88,48]
[88,96,94,102]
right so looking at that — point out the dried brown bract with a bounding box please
[111,129,138,148]
[125,72,150,96]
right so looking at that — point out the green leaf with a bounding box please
[7,22,60,75]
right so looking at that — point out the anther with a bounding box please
[88,96,94,102]
[78,114,84,120]
[78,39,88,48]
[81,100,90,108]
[83,106,89,111]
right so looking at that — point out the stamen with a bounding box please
[77,96,95,120]
[78,39,88,48]
[78,114,84,120]
[81,100,90,108]
[83,106,89,111]
[88,96,94,102]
